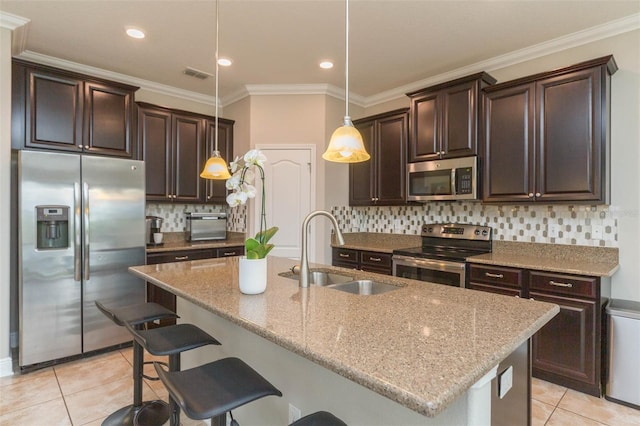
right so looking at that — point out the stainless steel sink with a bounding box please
[279,269,354,286]
[327,280,402,295]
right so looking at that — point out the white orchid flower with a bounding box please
[244,149,266,167]
[225,174,241,190]
[242,169,255,184]
[229,156,242,173]
[242,183,257,199]
[226,192,242,206]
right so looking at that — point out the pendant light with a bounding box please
[200,0,232,180]
[322,0,370,163]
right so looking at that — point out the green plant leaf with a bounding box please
[254,226,278,245]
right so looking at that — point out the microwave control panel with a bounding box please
[455,167,474,194]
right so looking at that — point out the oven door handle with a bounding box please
[392,255,465,273]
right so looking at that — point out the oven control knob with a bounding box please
[427,227,433,233]
[482,230,488,236]
[475,230,480,236]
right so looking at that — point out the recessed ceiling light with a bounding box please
[126,27,145,39]
[217,58,232,67]
[320,61,334,69]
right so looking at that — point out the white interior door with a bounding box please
[254,146,313,259]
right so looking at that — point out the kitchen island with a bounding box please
[129,256,558,425]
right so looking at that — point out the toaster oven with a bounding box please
[186,212,227,241]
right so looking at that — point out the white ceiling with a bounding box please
[1,0,639,106]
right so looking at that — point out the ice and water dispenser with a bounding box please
[36,206,69,250]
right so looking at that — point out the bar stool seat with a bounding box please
[290,411,347,426]
[154,358,282,422]
[95,301,179,426]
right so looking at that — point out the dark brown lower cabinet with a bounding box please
[468,264,609,397]
[331,248,392,275]
[146,246,244,327]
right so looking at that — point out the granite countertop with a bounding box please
[146,232,246,253]
[129,256,558,417]
[334,233,619,277]
[467,241,619,277]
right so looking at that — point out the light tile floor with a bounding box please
[2,349,640,425]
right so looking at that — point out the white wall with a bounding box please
[0,27,12,375]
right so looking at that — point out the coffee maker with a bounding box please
[145,216,163,246]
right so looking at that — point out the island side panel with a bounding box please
[176,297,471,426]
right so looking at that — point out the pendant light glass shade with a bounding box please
[200,151,232,179]
[322,0,370,164]
[322,117,370,162]
[200,0,231,180]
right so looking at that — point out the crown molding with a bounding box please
[363,12,640,108]
[0,11,30,55]
[11,12,638,110]
[16,50,219,107]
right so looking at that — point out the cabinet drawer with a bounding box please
[469,264,524,289]
[468,282,522,298]
[360,251,392,269]
[147,249,215,264]
[332,248,358,264]
[529,271,597,299]
[215,246,245,258]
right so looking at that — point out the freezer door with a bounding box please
[19,151,82,366]
[81,155,146,352]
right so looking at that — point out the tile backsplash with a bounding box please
[148,202,618,247]
[330,203,618,247]
[146,203,246,233]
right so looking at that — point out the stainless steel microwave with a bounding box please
[407,156,478,201]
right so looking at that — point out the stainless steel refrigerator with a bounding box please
[17,150,146,367]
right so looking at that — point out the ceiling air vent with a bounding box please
[183,67,213,80]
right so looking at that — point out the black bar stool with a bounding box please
[95,301,179,426]
[124,322,222,426]
[153,357,283,425]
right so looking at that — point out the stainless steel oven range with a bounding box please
[392,223,492,287]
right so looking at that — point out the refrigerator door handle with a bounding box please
[83,182,90,281]
[74,182,82,281]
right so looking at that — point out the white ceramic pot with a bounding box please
[238,256,267,294]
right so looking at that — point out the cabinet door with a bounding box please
[139,105,173,201]
[483,83,535,202]
[25,68,83,152]
[375,112,408,205]
[172,113,204,202]
[84,81,135,158]
[442,81,477,158]
[530,292,599,396]
[203,119,234,203]
[536,67,603,202]
[349,120,376,205]
[409,91,440,161]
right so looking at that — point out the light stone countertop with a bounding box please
[467,241,619,277]
[130,256,558,418]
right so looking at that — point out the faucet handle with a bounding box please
[290,264,301,275]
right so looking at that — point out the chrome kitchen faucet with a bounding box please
[299,210,345,288]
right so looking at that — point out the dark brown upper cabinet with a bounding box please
[203,118,235,203]
[406,72,496,162]
[483,56,617,204]
[138,103,204,203]
[350,109,409,206]
[12,60,137,158]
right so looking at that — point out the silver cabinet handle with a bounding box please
[528,193,534,198]
[222,251,236,256]
[82,182,90,281]
[175,256,189,261]
[535,192,541,197]
[485,272,504,278]
[339,253,350,258]
[78,145,83,149]
[549,280,573,288]
[369,257,382,262]
[74,182,82,281]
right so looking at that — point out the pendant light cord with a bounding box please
[214,0,220,152]
[345,0,350,119]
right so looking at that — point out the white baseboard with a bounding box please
[0,356,13,377]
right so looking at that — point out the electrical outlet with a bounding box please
[592,225,603,239]
[288,403,301,423]
[548,224,560,238]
